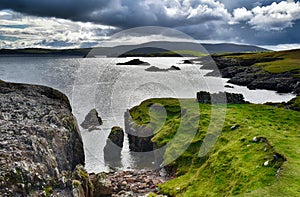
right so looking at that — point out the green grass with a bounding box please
[266,96,300,112]
[129,98,300,196]
[219,49,300,77]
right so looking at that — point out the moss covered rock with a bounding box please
[104,126,124,168]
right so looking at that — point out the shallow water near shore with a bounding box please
[0,56,296,173]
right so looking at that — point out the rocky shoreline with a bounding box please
[0,80,172,197]
[198,55,300,95]
[103,169,169,197]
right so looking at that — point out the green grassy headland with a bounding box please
[129,97,300,196]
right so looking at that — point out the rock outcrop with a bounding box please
[0,81,85,196]
[80,109,103,131]
[196,91,249,104]
[199,55,300,95]
[72,165,112,197]
[116,59,150,65]
[145,65,181,72]
[124,111,154,153]
[124,111,162,169]
[182,60,193,64]
[103,126,124,168]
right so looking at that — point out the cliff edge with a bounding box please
[0,81,85,196]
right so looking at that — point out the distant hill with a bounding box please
[202,43,269,54]
[0,48,90,57]
[0,42,268,57]
[89,41,269,57]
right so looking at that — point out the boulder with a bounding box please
[104,127,124,167]
[81,109,103,131]
[182,60,193,64]
[90,173,112,197]
[72,165,113,197]
[169,65,181,70]
[0,81,85,196]
[107,126,124,148]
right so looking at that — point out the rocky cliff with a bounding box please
[0,81,85,196]
[124,111,154,153]
[200,55,300,95]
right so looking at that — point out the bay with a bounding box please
[0,57,295,172]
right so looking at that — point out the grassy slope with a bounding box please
[219,49,300,77]
[129,98,300,196]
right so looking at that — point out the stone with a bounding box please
[91,172,113,197]
[80,109,103,131]
[104,126,124,168]
[0,81,85,196]
[264,160,269,166]
[182,60,193,64]
[169,65,181,70]
[230,125,240,130]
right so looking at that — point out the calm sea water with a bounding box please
[0,57,295,172]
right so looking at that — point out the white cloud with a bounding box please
[0,11,117,49]
[232,7,253,23]
[260,43,300,51]
[1,1,300,49]
[231,1,300,31]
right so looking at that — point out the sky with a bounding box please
[0,0,300,50]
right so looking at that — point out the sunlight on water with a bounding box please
[0,57,296,172]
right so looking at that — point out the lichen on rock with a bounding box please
[0,81,85,196]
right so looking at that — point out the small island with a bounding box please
[116,58,150,65]
[145,65,181,72]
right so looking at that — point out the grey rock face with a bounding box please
[0,81,84,196]
[196,91,248,104]
[80,109,103,131]
[124,111,154,153]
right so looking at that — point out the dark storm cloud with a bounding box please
[0,0,231,28]
[0,0,300,47]
[0,0,109,21]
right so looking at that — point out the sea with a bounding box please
[0,56,296,173]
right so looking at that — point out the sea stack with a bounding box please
[104,126,124,168]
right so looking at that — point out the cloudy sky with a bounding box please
[0,0,300,50]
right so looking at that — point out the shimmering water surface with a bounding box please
[0,57,295,172]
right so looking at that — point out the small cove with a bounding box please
[0,56,296,173]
